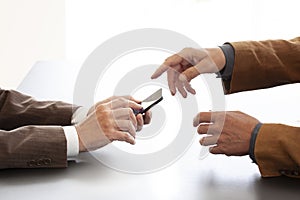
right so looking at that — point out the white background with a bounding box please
[65,0,300,65]
[0,0,65,88]
[65,0,300,126]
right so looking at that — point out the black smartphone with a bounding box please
[133,88,163,115]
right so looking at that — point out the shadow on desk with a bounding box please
[254,177,300,200]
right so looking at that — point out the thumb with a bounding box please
[179,67,200,82]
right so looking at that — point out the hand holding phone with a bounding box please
[133,88,163,115]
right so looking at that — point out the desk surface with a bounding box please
[1,61,300,200]
[1,144,300,200]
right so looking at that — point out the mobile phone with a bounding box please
[133,88,163,115]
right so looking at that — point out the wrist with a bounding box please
[75,125,87,152]
[207,47,226,71]
[72,107,89,124]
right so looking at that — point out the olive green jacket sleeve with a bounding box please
[0,89,78,169]
[224,37,300,178]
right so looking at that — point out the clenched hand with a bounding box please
[194,111,260,156]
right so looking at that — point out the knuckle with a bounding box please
[109,95,116,100]
[129,111,135,120]
[101,120,113,131]
[128,120,136,129]
[126,107,133,113]
[127,95,133,100]
[106,132,115,142]
[182,47,192,52]
[120,97,127,102]
[96,104,106,112]
[101,110,112,118]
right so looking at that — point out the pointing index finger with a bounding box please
[151,63,169,79]
[151,54,183,79]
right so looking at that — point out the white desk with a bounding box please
[1,61,299,200]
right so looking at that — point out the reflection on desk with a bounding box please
[0,140,299,200]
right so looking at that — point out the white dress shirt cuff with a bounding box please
[62,126,80,158]
[72,107,89,124]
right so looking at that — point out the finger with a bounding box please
[167,68,178,95]
[175,80,187,98]
[209,146,223,154]
[111,98,142,110]
[183,80,196,95]
[136,114,143,131]
[181,58,191,66]
[128,100,143,110]
[143,110,152,125]
[110,98,127,109]
[165,54,184,65]
[198,123,220,135]
[199,136,218,146]
[179,67,200,83]
[115,120,136,138]
[95,96,115,105]
[113,131,135,145]
[113,108,137,128]
[120,95,142,104]
[112,107,132,119]
[193,112,212,127]
[151,63,169,79]
[197,124,210,134]
[151,54,183,79]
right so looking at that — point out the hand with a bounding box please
[75,96,151,152]
[193,111,260,156]
[151,47,226,97]
[87,95,152,131]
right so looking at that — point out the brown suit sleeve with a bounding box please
[0,89,78,130]
[0,89,79,169]
[254,124,300,178]
[223,37,300,178]
[224,37,300,94]
[0,126,67,169]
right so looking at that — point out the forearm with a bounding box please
[0,126,67,169]
[228,37,300,93]
[0,89,79,130]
